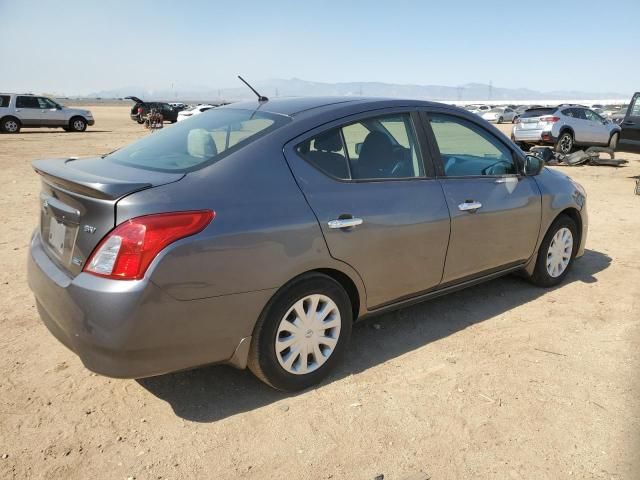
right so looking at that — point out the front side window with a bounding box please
[429,113,516,177]
[630,95,640,117]
[16,96,40,108]
[37,97,58,109]
[296,113,424,181]
[106,108,290,172]
[584,109,603,122]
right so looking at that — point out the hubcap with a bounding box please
[546,227,573,278]
[5,120,18,132]
[275,294,341,375]
[559,134,572,153]
[73,120,84,130]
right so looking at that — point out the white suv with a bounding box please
[0,93,94,133]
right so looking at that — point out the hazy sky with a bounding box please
[1,0,638,95]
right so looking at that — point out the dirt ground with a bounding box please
[1,106,638,480]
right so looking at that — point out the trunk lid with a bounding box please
[33,157,184,276]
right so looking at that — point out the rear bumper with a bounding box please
[27,231,273,378]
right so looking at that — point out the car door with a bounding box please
[36,97,66,126]
[284,110,451,308]
[568,108,592,144]
[583,108,610,144]
[422,110,542,283]
[14,95,42,126]
[619,93,640,153]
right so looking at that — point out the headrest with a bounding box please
[314,130,343,152]
[188,129,217,158]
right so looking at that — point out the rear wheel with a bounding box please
[497,116,504,124]
[248,273,352,391]
[528,214,578,287]
[555,131,574,154]
[609,132,619,150]
[69,117,87,132]
[1,117,21,134]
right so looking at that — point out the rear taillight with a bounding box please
[84,210,214,280]
[137,107,142,114]
[539,116,560,123]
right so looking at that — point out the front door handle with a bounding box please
[328,217,364,229]
[458,201,482,212]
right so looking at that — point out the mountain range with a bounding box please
[87,78,628,102]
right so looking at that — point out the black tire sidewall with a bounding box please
[609,132,619,150]
[70,117,87,132]
[556,132,573,154]
[1,117,20,133]
[531,215,578,287]
[250,274,352,391]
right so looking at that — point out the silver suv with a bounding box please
[0,93,94,134]
[512,106,621,154]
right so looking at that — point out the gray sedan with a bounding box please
[28,97,588,391]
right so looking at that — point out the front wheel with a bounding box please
[497,116,504,124]
[69,117,87,132]
[528,215,578,287]
[248,273,352,391]
[555,132,574,154]
[609,132,619,150]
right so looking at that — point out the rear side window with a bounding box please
[106,108,290,172]
[16,96,40,108]
[296,113,424,181]
[521,108,556,118]
[630,95,640,117]
[429,113,516,177]
[0,95,9,108]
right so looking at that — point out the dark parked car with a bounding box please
[125,96,178,124]
[618,92,640,153]
[28,97,587,391]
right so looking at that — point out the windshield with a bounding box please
[106,108,290,172]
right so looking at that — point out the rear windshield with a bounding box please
[521,107,556,118]
[106,108,290,172]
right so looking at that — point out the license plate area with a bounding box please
[40,194,80,265]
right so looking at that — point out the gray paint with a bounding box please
[28,97,588,379]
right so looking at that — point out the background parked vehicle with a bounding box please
[177,104,216,121]
[617,92,640,153]
[0,93,94,134]
[481,107,518,123]
[28,97,587,391]
[125,96,178,124]
[168,102,187,111]
[512,105,620,153]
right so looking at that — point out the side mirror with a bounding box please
[524,154,544,176]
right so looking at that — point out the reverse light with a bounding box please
[539,116,560,123]
[84,210,215,280]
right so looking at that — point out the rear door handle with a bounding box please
[458,201,482,212]
[328,217,363,229]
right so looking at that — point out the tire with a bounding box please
[69,117,87,132]
[512,115,520,124]
[248,273,353,391]
[609,132,619,150]
[497,116,504,124]
[1,117,21,134]
[528,214,578,288]
[515,141,531,152]
[136,117,145,124]
[555,131,574,154]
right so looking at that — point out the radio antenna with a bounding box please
[237,75,268,102]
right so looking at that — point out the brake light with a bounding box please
[539,116,560,123]
[84,210,214,280]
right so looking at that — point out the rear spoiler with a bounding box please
[33,158,152,200]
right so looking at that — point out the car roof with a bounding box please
[219,96,446,118]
